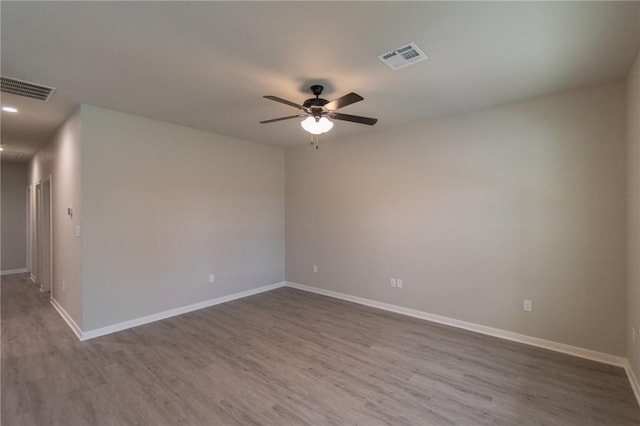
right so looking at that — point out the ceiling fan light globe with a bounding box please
[301,116,322,134]
[301,116,333,135]
[318,117,334,133]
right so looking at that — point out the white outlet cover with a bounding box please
[397,279,403,288]
[523,300,533,312]
[313,265,318,273]
[209,274,215,283]
[391,278,396,287]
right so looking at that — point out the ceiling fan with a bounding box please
[260,85,377,136]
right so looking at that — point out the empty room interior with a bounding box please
[2,1,640,425]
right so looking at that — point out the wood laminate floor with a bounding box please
[2,273,639,425]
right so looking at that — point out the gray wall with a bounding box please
[286,82,627,356]
[628,50,640,380]
[1,160,28,272]
[29,108,83,326]
[80,105,285,331]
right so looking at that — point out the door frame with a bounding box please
[41,176,52,294]
[32,180,41,284]
[26,185,31,275]
[31,177,53,293]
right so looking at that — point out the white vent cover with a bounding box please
[378,42,428,70]
[1,76,56,101]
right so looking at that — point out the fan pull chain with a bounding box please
[309,134,320,149]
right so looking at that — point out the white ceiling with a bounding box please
[1,1,639,160]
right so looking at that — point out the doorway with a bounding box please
[26,185,31,277]
[33,178,52,293]
[33,181,40,284]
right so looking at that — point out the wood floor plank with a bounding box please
[2,273,639,425]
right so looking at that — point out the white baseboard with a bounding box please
[79,281,287,341]
[1,268,28,276]
[286,282,626,368]
[50,297,83,341]
[624,360,640,407]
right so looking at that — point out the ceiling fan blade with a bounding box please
[331,113,378,126]
[260,114,306,124]
[264,95,308,112]
[324,92,364,111]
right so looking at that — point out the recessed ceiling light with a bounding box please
[2,106,18,113]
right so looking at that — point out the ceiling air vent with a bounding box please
[378,42,428,70]
[1,76,56,101]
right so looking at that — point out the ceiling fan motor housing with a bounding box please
[303,85,329,119]
[303,98,329,108]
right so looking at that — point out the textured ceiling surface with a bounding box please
[1,1,639,159]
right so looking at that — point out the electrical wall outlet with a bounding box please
[633,327,636,344]
[523,299,532,312]
[62,281,66,291]
[209,273,215,284]
[390,278,404,288]
[313,265,318,273]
